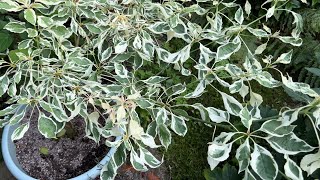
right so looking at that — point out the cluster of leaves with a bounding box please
[0,0,319,180]
[264,2,320,101]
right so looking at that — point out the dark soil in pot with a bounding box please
[14,109,110,180]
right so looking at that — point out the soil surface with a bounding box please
[14,109,109,180]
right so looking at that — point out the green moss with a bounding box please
[250,81,296,110]
[163,38,186,53]
[163,121,212,180]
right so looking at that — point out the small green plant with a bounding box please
[0,0,319,180]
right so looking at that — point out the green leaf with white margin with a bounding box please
[88,111,99,124]
[8,83,17,97]
[116,106,126,123]
[0,104,20,116]
[100,143,127,180]
[34,0,64,5]
[133,35,142,49]
[300,151,320,176]
[266,132,314,155]
[249,90,263,106]
[0,74,9,96]
[234,84,247,99]
[244,169,257,180]
[128,119,143,140]
[114,63,129,78]
[24,8,36,25]
[27,28,38,38]
[9,106,26,125]
[284,155,303,180]
[254,42,268,55]
[38,113,57,138]
[130,149,148,171]
[282,107,305,126]
[207,142,232,170]
[236,138,250,172]
[172,22,187,35]
[290,11,303,38]
[256,71,281,88]
[37,16,53,28]
[147,22,170,34]
[169,14,179,28]
[156,47,173,63]
[4,22,26,33]
[206,107,229,123]
[171,114,187,136]
[250,143,278,180]
[135,99,154,109]
[171,84,186,97]
[211,14,222,32]
[229,80,245,94]
[243,56,263,73]
[139,147,162,168]
[184,80,206,98]
[85,24,101,34]
[140,133,160,148]
[191,103,210,121]
[176,44,191,63]
[247,27,269,37]
[240,106,252,129]
[69,57,93,66]
[52,106,68,123]
[274,50,293,64]
[281,74,319,98]
[50,26,72,39]
[235,6,244,24]
[216,41,240,62]
[245,1,251,16]
[259,119,295,137]
[11,122,29,141]
[156,108,167,124]
[18,0,31,5]
[220,91,243,116]
[115,41,128,54]
[0,1,22,12]
[158,124,171,149]
[17,39,32,50]
[266,6,275,19]
[142,38,154,58]
[199,43,215,64]
[213,132,235,144]
[278,36,302,46]
[142,76,168,85]
[222,2,237,7]
[101,47,112,62]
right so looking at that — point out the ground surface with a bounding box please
[0,162,15,180]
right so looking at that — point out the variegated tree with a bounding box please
[0,0,319,179]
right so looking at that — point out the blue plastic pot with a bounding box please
[2,124,120,180]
